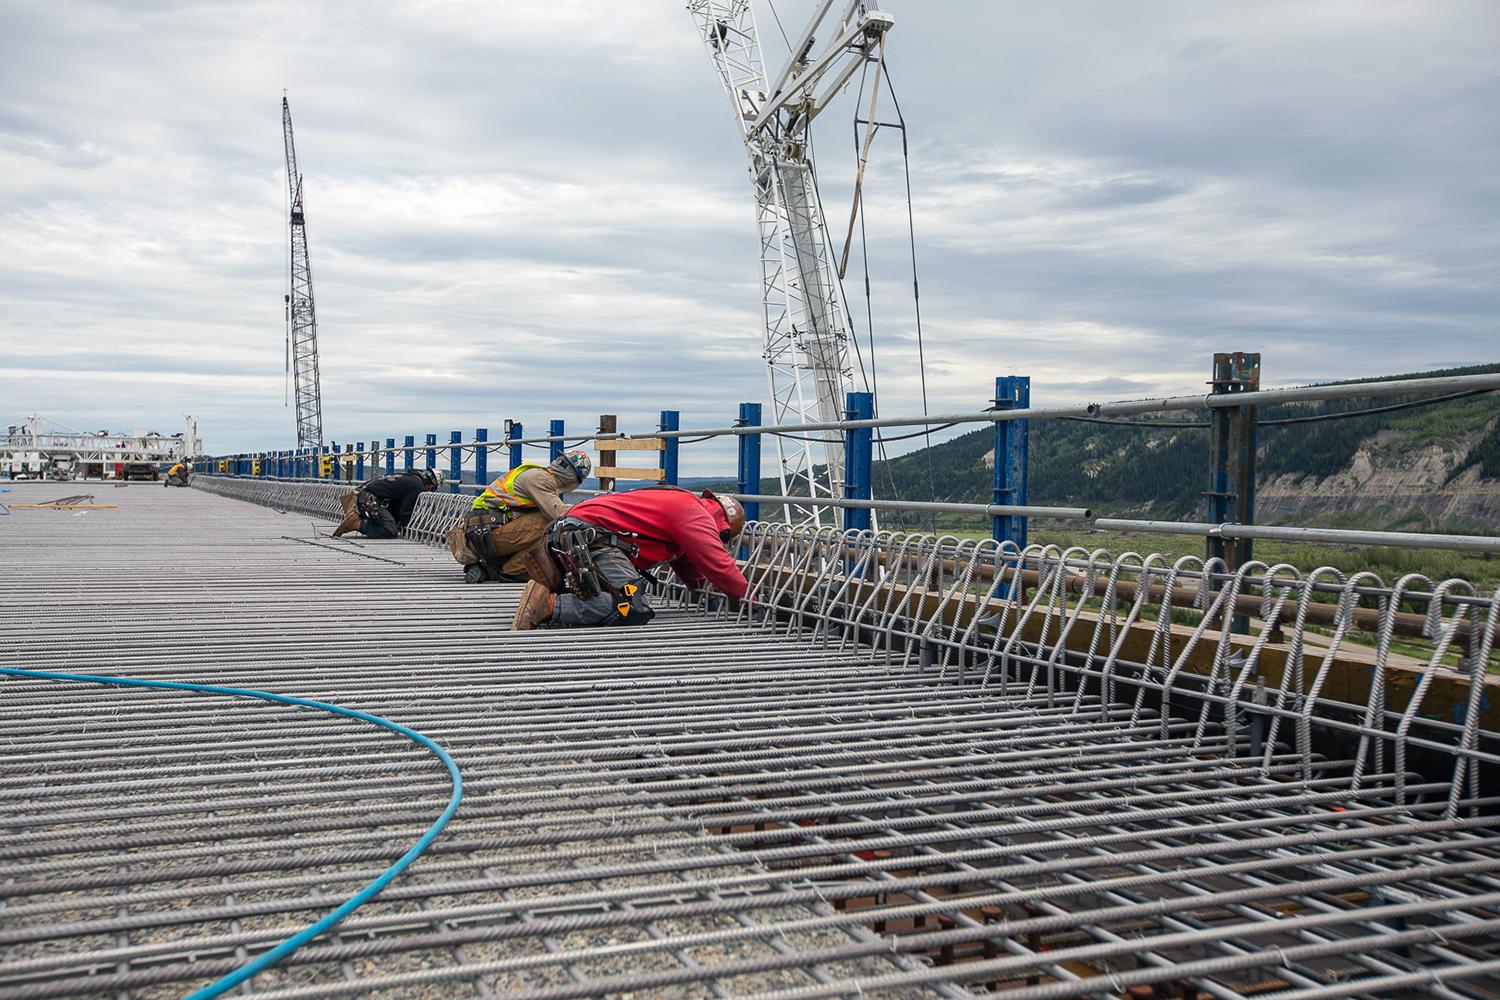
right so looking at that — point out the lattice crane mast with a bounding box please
[691,1,892,520]
[282,96,324,451]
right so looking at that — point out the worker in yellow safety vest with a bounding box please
[164,462,190,488]
[447,450,592,583]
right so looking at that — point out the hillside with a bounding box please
[825,362,1500,529]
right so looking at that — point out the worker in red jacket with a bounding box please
[512,487,747,630]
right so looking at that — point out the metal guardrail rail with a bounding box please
[193,366,1500,555]
[1,480,1497,998]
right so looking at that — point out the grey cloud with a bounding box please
[1,1,1496,459]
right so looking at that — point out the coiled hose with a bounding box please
[0,666,464,999]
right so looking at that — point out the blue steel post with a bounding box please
[402,436,414,472]
[991,376,1031,548]
[424,433,437,476]
[356,443,365,481]
[843,392,874,532]
[475,428,488,490]
[449,431,462,493]
[549,420,564,463]
[736,402,762,525]
[386,438,396,475]
[659,410,679,486]
[508,423,523,469]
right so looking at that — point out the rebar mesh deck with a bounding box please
[2,483,1498,999]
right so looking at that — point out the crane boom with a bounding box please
[690,1,892,522]
[282,97,324,451]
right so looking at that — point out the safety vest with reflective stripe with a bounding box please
[472,461,547,511]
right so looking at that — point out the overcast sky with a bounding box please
[2,1,1496,471]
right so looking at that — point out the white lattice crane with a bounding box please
[690,1,892,520]
[282,96,324,451]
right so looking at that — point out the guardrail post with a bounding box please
[659,410,679,486]
[475,428,488,490]
[385,438,395,475]
[1205,352,1261,633]
[402,435,414,472]
[737,402,762,524]
[424,433,437,475]
[448,431,462,493]
[598,415,617,492]
[355,443,365,481]
[992,375,1031,547]
[843,392,874,532]
[549,420,565,463]
[344,442,354,480]
[1205,351,1261,569]
[508,422,523,469]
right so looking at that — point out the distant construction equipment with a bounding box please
[1,414,200,481]
[282,96,325,451]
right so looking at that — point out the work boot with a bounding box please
[511,580,555,631]
[331,510,361,538]
[462,563,488,584]
[520,541,564,593]
[339,491,358,516]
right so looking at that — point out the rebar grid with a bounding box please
[1,481,1497,999]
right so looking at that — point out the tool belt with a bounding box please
[545,517,642,600]
[462,510,511,567]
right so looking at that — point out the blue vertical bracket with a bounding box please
[843,392,874,533]
[386,438,396,476]
[549,420,565,463]
[736,402,762,525]
[424,433,437,475]
[474,428,488,490]
[355,443,365,481]
[508,422,523,469]
[992,375,1031,547]
[659,410,679,486]
[402,435,415,472]
[448,431,462,493]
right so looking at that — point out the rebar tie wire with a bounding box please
[0,666,463,1000]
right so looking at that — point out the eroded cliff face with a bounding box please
[1258,426,1500,525]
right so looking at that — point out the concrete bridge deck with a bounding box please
[3,482,1498,999]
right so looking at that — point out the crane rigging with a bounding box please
[690,0,893,523]
[282,96,324,451]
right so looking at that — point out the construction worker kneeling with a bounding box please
[332,468,439,538]
[447,450,591,583]
[512,487,748,631]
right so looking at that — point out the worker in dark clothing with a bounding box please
[332,468,439,538]
[164,462,190,487]
[447,450,591,584]
[512,488,748,630]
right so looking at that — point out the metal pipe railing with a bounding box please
[731,494,1092,521]
[645,371,1500,439]
[197,369,1500,556]
[1094,519,1500,555]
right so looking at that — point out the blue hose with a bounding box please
[0,667,464,999]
